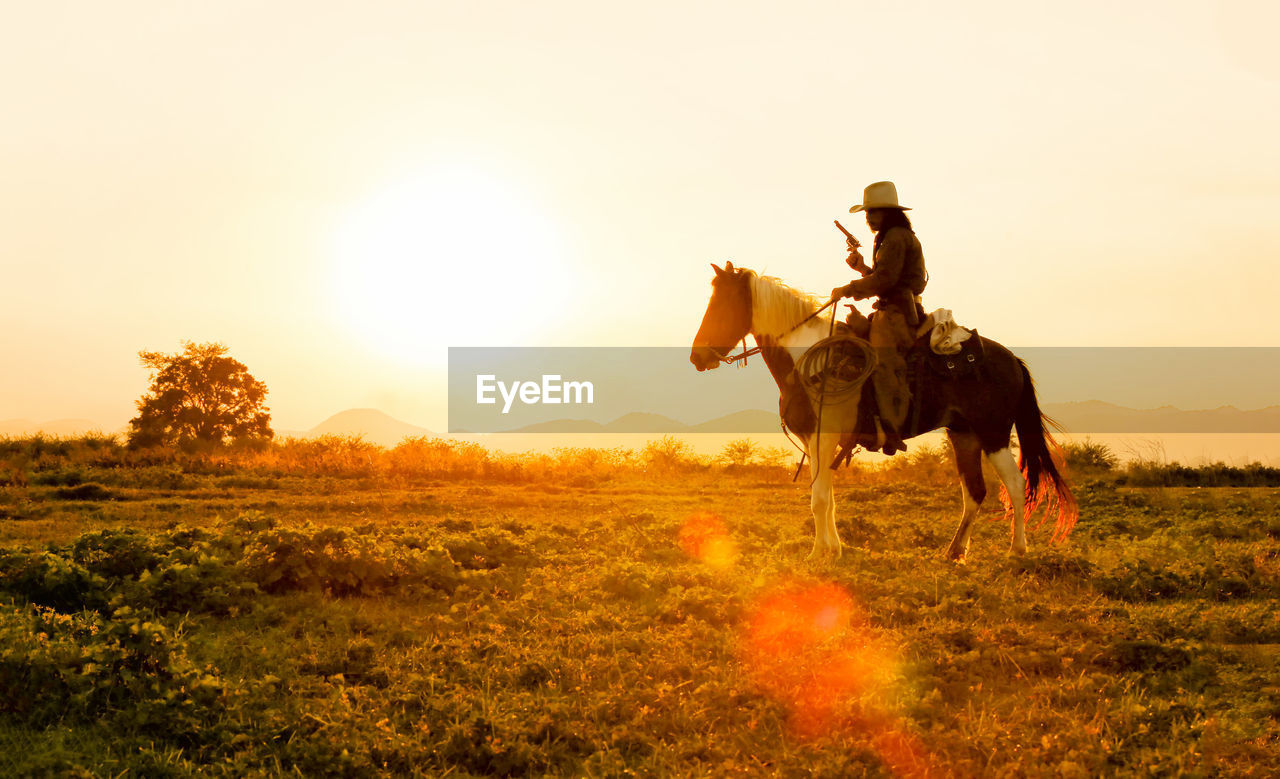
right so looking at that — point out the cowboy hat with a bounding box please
[848,181,911,213]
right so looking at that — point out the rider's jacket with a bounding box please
[838,226,927,326]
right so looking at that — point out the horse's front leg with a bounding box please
[807,433,843,559]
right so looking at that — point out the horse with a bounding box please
[689,261,1076,560]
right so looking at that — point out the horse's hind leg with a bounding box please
[988,447,1028,555]
[945,430,986,561]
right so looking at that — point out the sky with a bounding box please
[3,0,1278,433]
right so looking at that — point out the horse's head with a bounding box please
[690,261,752,371]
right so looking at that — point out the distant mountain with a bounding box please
[603,412,686,433]
[0,418,113,437]
[502,413,688,434]
[497,401,1280,436]
[306,409,435,447]
[503,418,608,433]
[1043,401,1280,433]
[687,409,781,433]
[502,411,775,434]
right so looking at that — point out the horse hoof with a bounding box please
[807,545,842,561]
[1009,544,1028,556]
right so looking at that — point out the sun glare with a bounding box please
[327,164,571,362]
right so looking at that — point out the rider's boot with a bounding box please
[880,421,907,456]
[872,416,907,456]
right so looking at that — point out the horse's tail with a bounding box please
[1013,359,1078,542]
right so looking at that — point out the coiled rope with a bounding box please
[795,334,878,407]
[786,322,879,483]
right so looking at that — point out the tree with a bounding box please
[128,341,273,449]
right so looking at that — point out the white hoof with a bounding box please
[807,542,843,561]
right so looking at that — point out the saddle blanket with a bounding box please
[918,309,973,355]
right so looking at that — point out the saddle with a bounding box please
[920,328,985,380]
[827,329,989,468]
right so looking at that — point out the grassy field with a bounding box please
[1,436,1279,776]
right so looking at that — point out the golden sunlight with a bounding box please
[741,579,931,773]
[327,163,570,361]
[678,512,739,569]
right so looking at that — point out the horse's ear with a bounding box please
[724,260,735,273]
[711,262,724,276]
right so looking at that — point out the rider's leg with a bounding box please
[869,308,912,454]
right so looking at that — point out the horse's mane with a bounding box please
[742,269,822,337]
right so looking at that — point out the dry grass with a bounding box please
[0,435,1278,774]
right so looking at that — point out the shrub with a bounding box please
[238,523,461,596]
[874,443,955,485]
[52,483,116,501]
[438,527,523,571]
[1123,461,1280,488]
[642,436,702,473]
[216,474,280,490]
[0,550,108,611]
[30,467,86,487]
[757,445,798,468]
[0,528,257,616]
[0,460,28,487]
[1062,439,1119,472]
[719,439,760,467]
[68,530,162,579]
[119,465,196,490]
[272,434,382,478]
[0,603,231,737]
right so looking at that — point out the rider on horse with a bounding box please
[830,181,927,456]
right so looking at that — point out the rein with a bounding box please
[721,341,761,366]
[809,301,839,485]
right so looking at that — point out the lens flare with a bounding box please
[739,579,934,775]
[678,512,739,569]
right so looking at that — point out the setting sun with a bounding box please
[327,163,571,362]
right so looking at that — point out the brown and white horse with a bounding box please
[690,261,1076,560]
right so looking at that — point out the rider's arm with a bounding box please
[841,228,906,300]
